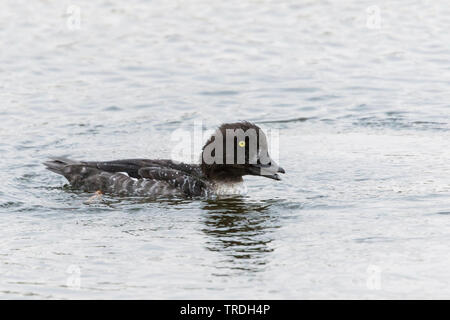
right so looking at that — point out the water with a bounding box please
[1,0,450,299]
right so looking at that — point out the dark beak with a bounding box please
[247,160,286,181]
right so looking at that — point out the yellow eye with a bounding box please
[238,140,245,148]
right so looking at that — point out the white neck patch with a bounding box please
[212,181,248,196]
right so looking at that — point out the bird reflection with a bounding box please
[201,196,280,274]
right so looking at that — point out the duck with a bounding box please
[44,121,285,197]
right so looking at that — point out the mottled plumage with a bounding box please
[44,122,285,197]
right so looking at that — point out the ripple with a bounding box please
[280,87,319,93]
[199,90,240,96]
[0,201,24,209]
[102,105,122,111]
[257,117,312,124]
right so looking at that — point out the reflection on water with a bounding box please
[201,197,280,273]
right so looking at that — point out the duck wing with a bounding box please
[138,167,208,196]
[82,159,202,178]
[44,158,206,197]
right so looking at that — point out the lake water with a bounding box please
[1,0,450,299]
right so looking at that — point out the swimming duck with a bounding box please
[44,121,285,197]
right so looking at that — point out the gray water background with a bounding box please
[1,0,450,298]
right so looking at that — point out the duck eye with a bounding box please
[238,140,245,148]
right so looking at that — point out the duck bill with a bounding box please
[247,161,286,180]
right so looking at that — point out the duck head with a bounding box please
[200,121,285,183]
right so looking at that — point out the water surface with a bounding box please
[1,0,450,299]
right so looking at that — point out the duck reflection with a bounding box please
[201,196,280,274]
